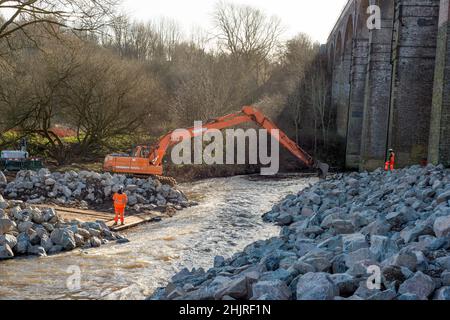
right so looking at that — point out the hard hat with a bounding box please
[388,149,394,153]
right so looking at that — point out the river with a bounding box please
[0,174,316,300]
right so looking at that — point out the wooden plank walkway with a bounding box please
[34,204,163,232]
[106,214,163,232]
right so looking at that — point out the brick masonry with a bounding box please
[429,0,450,166]
[327,0,449,169]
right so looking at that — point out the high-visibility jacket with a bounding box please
[113,193,128,209]
[385,153,395,171]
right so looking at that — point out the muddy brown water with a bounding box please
[0,174,316,300]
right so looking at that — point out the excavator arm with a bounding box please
[144,106,329,177]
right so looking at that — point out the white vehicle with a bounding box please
[1,150,29,160]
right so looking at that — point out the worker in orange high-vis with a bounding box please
[385,149,395,173]
[113,187,128,226]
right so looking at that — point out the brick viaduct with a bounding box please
[326,0,449,170]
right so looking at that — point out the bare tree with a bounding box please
[0,0,118,42]
[213,1,283,86]
[63,45,164,154]
[213,1,283,60]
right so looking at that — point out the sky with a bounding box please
[120,0,348,44]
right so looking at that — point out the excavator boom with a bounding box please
[103,106,329,178]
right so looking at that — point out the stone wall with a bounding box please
[429,0,450,167]
[327,0,450,170]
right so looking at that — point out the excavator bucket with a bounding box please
[316,161,330,178]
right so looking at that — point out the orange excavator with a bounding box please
[103,106,329,182]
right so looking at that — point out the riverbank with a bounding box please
[0,169,191,213]
[0,196,128,260]
[0,175,311,299]
[153,165,450,300]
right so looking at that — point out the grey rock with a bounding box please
[435,256,450,271]
[15,233,30,254]
[393,251,418,272]
[74,234,85,247]
[213,256,225,268]
[0,244,14,259]
[17,221,34,233]
[50,228,76,250]
[40,234,53,252]
[331,219,355,234]
[214,276,252,300]
[342,233,368,253]
[398,271,435,300]
[401,222,434,244]
[0,234,17,248]
[296,272,339,300]
[397,293,423,300]
[27,245,46,257]
[252,280,291,300]
[370,235,398,262]
[437,191,450,204]
[367,289,398,301]
[76,228,91,239]
[90,236,102,247]
[330,273,358,297]
[0,218,14,235]
[292,261,316,274]
[433,286,450,300]
[276,213,293,226]
[441,271,450,286]
[48,245,63,255]
[434,216,450,238]
[345,248,374,269]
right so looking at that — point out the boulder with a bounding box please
[397,293,423,300]
[214,256,225,268]
[433,286,450,300]
[0,244,14,259]
[40,234,53,252]
[342,233,368,253]
[437,191,450,204]
[0,234,17,248]
[252,280,291,300]
[345,248,374,269]
[329,273,358,297]
[0,218,14,235]
[27,245,47,257]
[15,233,30,254]
[331,220,355,234]
[296,272,339,300]
[434,216,450,238]
[367,289,397,300]
[90,236,102,248]
[441,271,450,286]
[18,221,34,233]
[214,276,251,300]
[392,251,418,272]
[275,213,293,226]
[435,256,450,271]
[50,228,76,250]
[48,245,63,255]
[398,271,435,300]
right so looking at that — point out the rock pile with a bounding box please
[152,165,450,300]
[0,169,189,212]
[0,195,127,260]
